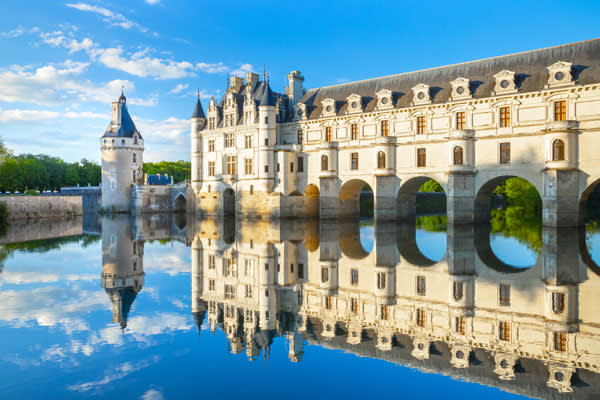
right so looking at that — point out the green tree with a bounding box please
[143,160,191,183]
[0,158,24,192]
[65,163,80,186]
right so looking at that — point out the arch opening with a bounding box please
[580,180,600,268]
[304,184,320,218]
[397,177,447,223]
[174,194,186,213]
[474,176,542,268]
[223,188,236,217]
[339,179,373,219]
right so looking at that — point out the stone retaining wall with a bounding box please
[0,216,83,244]
[0,196,83,221]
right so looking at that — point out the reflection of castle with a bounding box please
[190,218,600,397]
[101,216,145,330]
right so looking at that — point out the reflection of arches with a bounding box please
[339,179,372,218]
[474,175,541,223]
[174,194,186,213]
[578,225,600,275]
[396,223,438,266]
[397,176,446,220]
[305,184,320,218]
[338,221,370,259]
[474,224,537,272]
[579,179,600,225]
[223,188,235,216]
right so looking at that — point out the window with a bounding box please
[208,161,215,176]
[351,298,359,314]
[416,308,426,327]
[297,129,303,144]
[290,162,294,173]
[250,185,254,194]
[265,263,269,271]
[377,272,386,290]
[453,281,464,301]
[554,100,567,121]
[455,316,465,335]
[321,267,329,283]
[208,255,216,269]
[225,155,237,175]
[417,148,426,168]
[244,111,252,125]
[225,114,234,127]
[225,132,234,147]
[453,146,464,165]
[298,263,304,279]
[380,305,389,320]
[264,138,268,146]
[552,292,565,314]
[321,155,329,171]
[325,126,333,142]
[325,296,333,310]
[208,139,215,152]
[456,111,465,130]
[134,136,138,145]
[380,120,389,136]
[132,153,136,164]
[416,116,426,134]
[290,264,294,273]
[264,116,268,124]
[554,331,567,352]
[351,269,359,286]
[297,156,304,173]
[416,276,426,296]
[244,158,253,175]
[224,284,235,300]
[377,151,386,169]
[277,163,280,173]
[499,284,510,306]
[264,165,269,173]
[209,279,215,292]
[350,152,359,170]
[499,142,510,164]
[498,321,511,341]
[265,289,269,297]
[499,107,511,127]
[244,259,254,276]
[244,135,252,149]
[245,285,253,298]
[208,117,216,130]
[351,123,358,140]
[552,139,565,161]
[224,258,236,277]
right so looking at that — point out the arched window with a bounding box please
[453,281,463,301]
[453,146,464,165]
[377,151,386,169]
[321,155,328,171]
[552,139,565,161]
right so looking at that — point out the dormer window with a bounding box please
[321,98,336,117]
[450,77,471,100]
[412,84,431,105]
[376,89,393,110]
[347,93,362,113]
[493,70,517,95]
[546,61,574,88]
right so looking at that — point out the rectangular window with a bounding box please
[208,117,216,130]
[351,298,358,314]
[552,292,565,314]
[499,142,510,164]
[416,308,426,327]
[208,254,216,269]
[209,279,215,292]
[264,165,268,173]
[499,107,511,127]
[417,148,426,167]
[297,129,303,144]
[455,316,465,335]
[325,296,333,310]
[208,161,215,177]
[554,331,567,352]
[277,163,280,173]
[290,162,294,173]
[208,139,215,152]
[244,135,252,149]
[351,123,358,140]
[225,132,234,148]
[380,305,389,320]
[225,155,237,175]
[132,153,136,164]
[298,263,304,279]
[250,185,254,194]
[265,263,269,271]
[381,120,389,136]
[325,126,333,142]
[554,100,567,121]
[224,284,235,300]
[499,284,510,306]
[297,156,304,173]
[290,264,294,273]
[456,111,465,130]
[416,116,426,134]
[499,321,511,341]
[351,268,359,286]
[416,276,426,296]
[350,152,359,170]
[377,272,386,290]
[245,285,253,298]
[244,158,253,175]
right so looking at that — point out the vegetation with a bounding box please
[416,215,447,231]
[143,161,190,183]
[419,179,444,193]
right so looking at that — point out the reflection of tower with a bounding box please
[101,216,145,330]
[191,236,207,335]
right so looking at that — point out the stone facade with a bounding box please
[0,195,82,221]
[190,40,600,226]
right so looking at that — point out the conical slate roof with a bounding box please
[102,102,142,139]
[192,93,206,119]
[259,82,277,106]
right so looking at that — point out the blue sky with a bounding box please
[0,0,598,163]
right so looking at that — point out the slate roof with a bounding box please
[259,82,277,106]
[299,39,600,119]
[192,94,206,119]
[146,174,172,185]
[102,103,142,139]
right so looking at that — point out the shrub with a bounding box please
[24,189,39,196]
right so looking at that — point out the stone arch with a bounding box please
[474,175,542,223]
[339,179,373,219]
[339,220,370,259]
[223,188,236,217]
[397,176,447,221]
[304,184,320,218]
[174,193,186,213]
[579,178,600,225]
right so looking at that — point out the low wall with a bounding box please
[131,185,174,214]
[56,187,101,214]
[0,216,83,244]
[0,196,82,221]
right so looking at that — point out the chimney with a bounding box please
[230,76,244,92]
[246,72,259,88]
[287,70,304,106]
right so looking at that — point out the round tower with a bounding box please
[257,82,277,193]
[191,91,207,196]
[100,91,144,212]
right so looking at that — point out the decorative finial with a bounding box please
[118,86,126,104]
[263,65,266,82]
[226,73,230,89]
[197,88,200,99]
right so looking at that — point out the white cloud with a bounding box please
[68,358,159,392]
[141,389,164,400]
[169,83,189,95]
[0,109,107,124]
[1,26,26,38]
[136,117,189,145]
[65,3,150,33]
[230,63,254,76]
[145,0,161,4]
[40,31,93,54]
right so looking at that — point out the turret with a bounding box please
[257,82,277,192]
[191,92,206,195]
[100,91,144,212]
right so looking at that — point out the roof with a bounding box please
[146,174,172,185]
[299,39,600,119]
[259,82,277,107]
[192,94,206,119]
[102,103,142,139]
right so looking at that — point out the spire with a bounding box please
[260,82,277,107]
[192,89,206,119]
[119,86,126,104]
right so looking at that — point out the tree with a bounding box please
[0,158,24,192]
[419,179,444,193]
[143,160,191,183]
[65,163,80,186]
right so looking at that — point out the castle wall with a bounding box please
[130,185,174,214]
[0,195,82,221]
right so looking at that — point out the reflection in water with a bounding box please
[0,214,600,399]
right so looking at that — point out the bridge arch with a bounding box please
[339,179,373,219]
[474,175,542,223]
[397,175,447,221]
[223,188,236,216]
[579,178,600,225]
[304,184,320,218]
[174,193,186,213]
[474,224,539,273]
